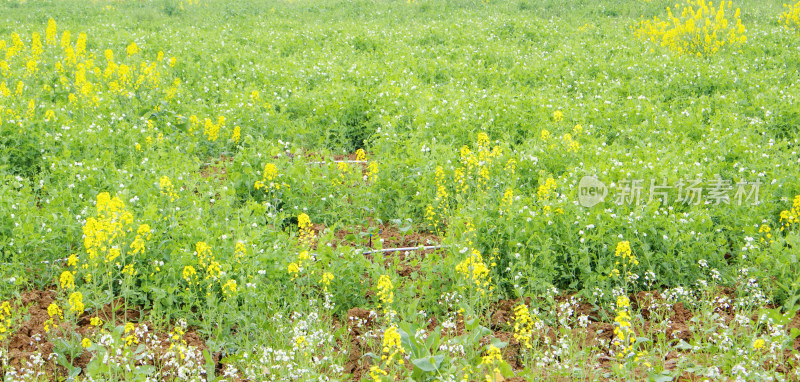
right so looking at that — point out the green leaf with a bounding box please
[499,361,514,377]
[202,349,216,382]
[648,371,674,382]
[412,357,438,373]
[675,340,693,350]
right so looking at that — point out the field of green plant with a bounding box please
[1,0,800,380]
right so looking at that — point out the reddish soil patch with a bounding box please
[199,155,233,181]
[1,290,220,379]
[298,151,369,163]
[344,307,379,381]
[489,298,520,329]
[666,302,694,343]
[337,222,441,251]
[304,220,443,278]
[6,289,66,377]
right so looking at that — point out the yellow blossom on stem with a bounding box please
[231,125,241,143]
[612,295,634,359]
[222,279,237,297]
[68,292,84,314]
[182,265,197,284]
[59,271,75,290]
[381,326,405,365]
[126,42,138,56]
[513,303,536,349]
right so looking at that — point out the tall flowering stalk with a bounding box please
[297,213,315,245]
[611,240,638,292]
[634,0,746,57]
[512,303,538,350]
[612,295,635,359]
[376,274,395,320]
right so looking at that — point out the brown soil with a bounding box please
[344,307,379,381]
[6,289,66,377]
[1,290,223,379]
[666,302,694,343]
[200,155,233,181]
[336,221,441,251]
[299,151,368,163]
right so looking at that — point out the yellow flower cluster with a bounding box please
[435,166,448,202]
[73,192,152,290]
[203,116,225,142]
[368,161,379,182]
[319,271,334,293]
[297,213,314,244]
[612,296,634,359]
[504,158,516,174]
[562,133,580,153]
[337,161,349,179]
[537,177,557,200]
[182,265,197,284]
[635,0,747,57]
[83,192,133,261]
[0,19,176,114]
[369,365,388,381]
[159,176,178,201]
[288,250,311,281]
[126,42,138,57]
[123,322,138,347]
[779,195,799,231]
[254,163,287,191]
[376,274,394,315]
[356,148,367,162]
[45,303,62,333]
[169,322,190,360]
[500,188,514,216]
[181,242,242,300]
[179,0,201,10]
[455,248,493,296]
[425,204,439,230]
[480,345,503,379]
[129,224,152,255]
[457,132,503,192]
[781,1,800,29]
[614,240,638,266]
[231,125,241,143]
[759,224,773,244]
[0,302,13,341]
[234,241,247,263]
[513,303,536,349]
[194,241,222,281]
[222,279,237,298]
[60,270,75,290]
[381,325,405,365]
[69,291,84,314]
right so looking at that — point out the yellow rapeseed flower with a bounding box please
[59,271,75,290]
[69,292,84,314]
[126,42,138,56]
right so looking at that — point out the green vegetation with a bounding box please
[0,0,799,380]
